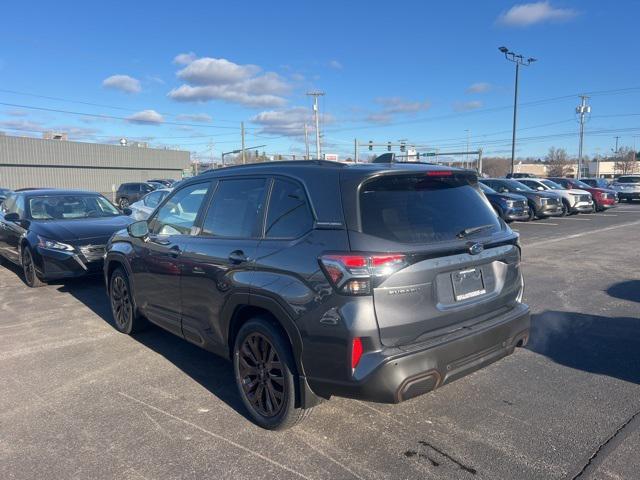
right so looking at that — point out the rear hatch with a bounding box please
[346,170,522,347]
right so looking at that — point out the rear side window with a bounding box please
[619,176,640,183]
[359,174,500,244]
[265,179,313,238]
[202,178,267,238]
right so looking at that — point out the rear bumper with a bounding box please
[36,247,103,280]
[309,303,530,403]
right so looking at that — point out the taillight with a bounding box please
[351,337,364,369]
[426,170,453,177]
[319,253,407,295]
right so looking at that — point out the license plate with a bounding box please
[452,268,486,301]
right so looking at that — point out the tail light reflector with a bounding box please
[351,337,364,369]
[319,253,407,295]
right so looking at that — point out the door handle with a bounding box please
[169,245,183,257]
[228,250,248,264]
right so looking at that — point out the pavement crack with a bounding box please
[571,407,640,479]
[417,440,477,475]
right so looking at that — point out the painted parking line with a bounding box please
[515,222,558,226]
[555,217,592,221]
[527,220,640,248]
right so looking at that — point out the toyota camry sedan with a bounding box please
[0,189,133,287]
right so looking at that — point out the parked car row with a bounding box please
[0,164,631,430]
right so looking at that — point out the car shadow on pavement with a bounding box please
[58,278,252,422]
[528,311,640,384]
[607,280,640,303]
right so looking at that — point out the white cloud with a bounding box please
[453,100,483,112]
[0,119,45,133]
[466,82,492,94]
[5,110,28,117]
[290,72,305,82]
[168,56,291,108]
[365,113,393,124]
[173,52,197,65]
[175,113,213,123]
[328,60,343,70]
[102,74,142,94]
[497,2,578,27]
[127,109,164,124]
[252,106,334,137]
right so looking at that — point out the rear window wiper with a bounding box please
[456,223,495,239]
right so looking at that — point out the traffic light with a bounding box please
[387,142,391,152]
[368,141,373,151]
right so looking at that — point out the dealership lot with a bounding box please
[1,205,639,480]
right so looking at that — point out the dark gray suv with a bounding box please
[104,161,530,429]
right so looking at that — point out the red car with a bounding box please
[548,177,616,212]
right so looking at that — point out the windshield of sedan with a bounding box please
[540,180,563,190]
[571,179,592,189]
[28,194,120,220]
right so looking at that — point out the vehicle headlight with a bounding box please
[506,200,516,207]
[37,236,75,252]
[539,197,548,204]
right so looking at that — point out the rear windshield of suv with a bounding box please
[359,173,500,244]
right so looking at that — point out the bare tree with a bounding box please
[614,147,639,175]
[545,147,572,177]
[481,157,511,177]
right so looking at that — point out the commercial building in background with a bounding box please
[0,135,189,197]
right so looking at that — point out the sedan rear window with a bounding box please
[359,173,500,244]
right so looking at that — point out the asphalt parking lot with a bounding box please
[1,204,639,480]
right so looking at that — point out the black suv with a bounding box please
[115,182,157,209]
[104,161,530,429]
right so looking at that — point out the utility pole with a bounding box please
[307,91,324,159]
[576,95,591,179]
[614,136,620,154]
[304,123,310,160]
[499,47,537,175]
[354,138,358,163]
[241,121,246,164]
[465,129,470,168]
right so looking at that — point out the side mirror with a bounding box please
[500,188,509,193]
[122,207,132,216]
[4,212,19,222]
[537,186,544,191]
[127,220,149,239]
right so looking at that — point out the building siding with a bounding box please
[0,135,189,195]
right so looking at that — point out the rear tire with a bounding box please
[21,247,45,288]
[109,267,147,334]
[233,318,312,430]
[118,198,130,209]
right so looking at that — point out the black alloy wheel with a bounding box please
[238,332,286,418]
[109,267,146,334]
[119,198,130,209]
[22,248,44,287]
[233,319,312,430]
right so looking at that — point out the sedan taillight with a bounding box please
[319,253,407,295]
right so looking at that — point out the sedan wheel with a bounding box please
[119,198,130,209]
[22,248,44,288]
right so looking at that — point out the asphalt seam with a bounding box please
[570,407,640,479]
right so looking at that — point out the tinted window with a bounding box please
[618,176,640,183]
[149,183,209,236]
[202,178,266,238]
[2,193,17,214]
[265,179,313,238]
[360,174,500,244]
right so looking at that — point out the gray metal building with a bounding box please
[0,135,190,197]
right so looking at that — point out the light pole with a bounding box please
[499,46,537,175]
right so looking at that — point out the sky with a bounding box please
[1,0,639,162]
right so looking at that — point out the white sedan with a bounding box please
[129,188,172,221]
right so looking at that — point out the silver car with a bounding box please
[610,175,640,203]
[518,178,593,215]
[128,188,172,221]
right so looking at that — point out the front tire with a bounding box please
[119,198,130,209]
[22,247,45,288]
[233,318,312,430]
[109,267,147,334]
[561,200,570,216]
